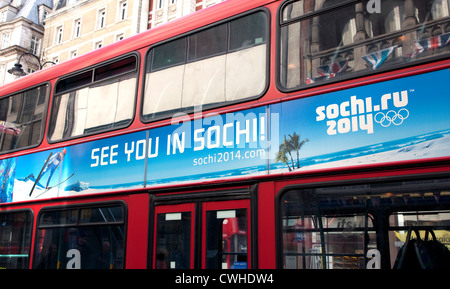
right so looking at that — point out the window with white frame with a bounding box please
[30,35,40,55]
[94,40,103,49]
[157,0,164,9]
[116,33,124,42]
[73,18,81,38]
[97,8,106,29]
[118,0,127,21]
[2,33,9,49]
[55,26,63,44]
[70,49,77,59]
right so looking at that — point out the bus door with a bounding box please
[153,199,251,269]
[153,203,195,269]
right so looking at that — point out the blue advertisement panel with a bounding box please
[145,106,270,186]
[1,69,449,203]
[270,68,450,173]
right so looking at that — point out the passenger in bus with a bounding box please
[97,240,112,269]
[36,244,58,269]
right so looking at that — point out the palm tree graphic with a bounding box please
[275,132,309,171]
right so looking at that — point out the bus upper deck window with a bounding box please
[279,0,450,90]
[143,11,268,121]
[49,55,138,142]
[0,84,49,153]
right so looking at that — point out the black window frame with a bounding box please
[276,174,450,269]
[32,201,128,269]
[0,83,50,155]
[0,209,34,269]
[141,8,271,123]
[276,0,450,93]
[48,53,140,144]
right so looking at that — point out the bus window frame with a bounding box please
[275,173,450,269]
[0,208,34,269]
[48,52,140,144]
[32,201,128,269]
[140,8,271,123]
[0,82,51,155]
[275,0,450,93]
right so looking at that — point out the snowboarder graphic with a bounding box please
[41,148,67,189]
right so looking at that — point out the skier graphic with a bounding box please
[29,148,70,197]
[41,148,67,189]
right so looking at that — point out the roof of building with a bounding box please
[15,0,53,24]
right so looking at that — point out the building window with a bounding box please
[69,49,77,59]
[97,8,106,29]
[73,18,81,38]
[1,33,9,49]
[157,0,164,9]
[1,11,7,22]
[30,35,40,55]
[55,26,63,44]
[94,41,103,49]
[116,33,124,42]
[119,1,127,21]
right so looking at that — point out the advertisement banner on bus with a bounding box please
[1,69,450,203]
[270,68,450,174]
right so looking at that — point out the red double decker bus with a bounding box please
[0,0,450,270]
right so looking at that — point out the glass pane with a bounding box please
[151,37,186,71]
[155,212,191,269]
[49,73,136,141]
[389,210,450,269]
[0,85,48,152]
[143,12,268,120]
[94,56,136,82]
[280,0,450,89]
[229,12,267,51]
[0,211,32,269]
[34,225,125,269]
[205,209,247,269]
[280,179,450,269]
[40,209,78,226]
[79,206,124,223]
[188,23,227,61]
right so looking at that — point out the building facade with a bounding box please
[0,0,225,84]
[148,0,224,28]
[0,0,52,84]
[41,0,149,64]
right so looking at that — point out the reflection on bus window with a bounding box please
[0,211,32,269]
[279,0,450,89]
[155,212,191,269]
[206,209,248,269]
[143,12,267,121]
[280,178,450,269]
[49,56,137,141]
[0,84,48,153]
[33,205,126,269]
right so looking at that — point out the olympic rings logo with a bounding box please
[374,108,409,127]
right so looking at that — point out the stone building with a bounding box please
[0,0,52,84]
[42,0,224,66]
